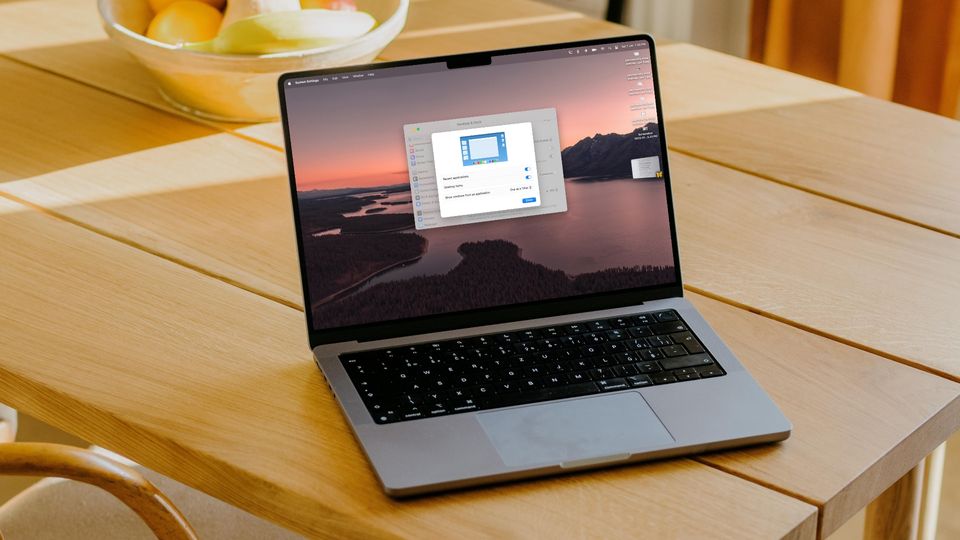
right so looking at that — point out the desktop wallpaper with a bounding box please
[285,45,677,330]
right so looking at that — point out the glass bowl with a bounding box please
[98,0,408,122]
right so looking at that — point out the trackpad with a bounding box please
[477,392,674,467]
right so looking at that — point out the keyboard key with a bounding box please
[627,326,654,338]
[525,365,546,377]
[627,375,654,387]
[571,359,591,370]
[698,366,725,378]
[373,408,399,424]
[449,388,473,400]
[543,374,568,387]
[519,378,541,390]
[450,399,479,413]
[610,317,632,328]
[652,373,678,385]
[655,311,679,321]
[496,382,520,393]
[602,342,627,354]
[500,368,521,379]
[675,371,699,381]
[597,378,629,391]
[638,348,665,361]
[660,345,688,357]
[425,403,450,416]
[632,313,656,325]
[538,339,561,350]
[520,329,541,341]
[474,385,494,397]
[647,336,673,347]
[588,320,610,331]
[605,329,626,341]
[400,407,424,421]
[660,354,715,371]
[548,362,571,374]
[513,342,537,354]
[582,332,606,344]
[634,361,662,374]
[580,345,603,356]
[594,355,617,367]
[566,323,587,335]
[669,332,705,353]
[569,371,590,382]
[650,321,687,335]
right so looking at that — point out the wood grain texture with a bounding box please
[0,134,302,308]
[0,58,213,183]
[687,293,960,537]
[669,97,960,236]
[0,443,198,540]
[919,443,947,540]
[864,463,924,540]
[0,197,818,539]
[670,152,960,381]
[658,43,857,121]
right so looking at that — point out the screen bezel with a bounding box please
[278,34,684,347]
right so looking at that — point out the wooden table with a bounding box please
[1,1,958,538]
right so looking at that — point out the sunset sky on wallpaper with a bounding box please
[285,49,657,190]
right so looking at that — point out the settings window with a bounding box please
[403,108,567,230]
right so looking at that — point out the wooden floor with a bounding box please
[1,414,958,538]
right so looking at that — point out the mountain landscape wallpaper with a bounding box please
[284,46,677,329]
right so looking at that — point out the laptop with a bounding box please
[278,34,790,496]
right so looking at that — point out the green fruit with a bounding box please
[186,9,376,54]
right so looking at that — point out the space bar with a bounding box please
[484,382,600,410]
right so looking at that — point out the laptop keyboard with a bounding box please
[340,310,725,424]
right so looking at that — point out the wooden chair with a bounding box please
[0,415,300,539]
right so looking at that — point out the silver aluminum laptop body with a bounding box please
[280,36,790,497]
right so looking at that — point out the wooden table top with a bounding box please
[1,0,958,538]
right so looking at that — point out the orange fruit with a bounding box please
[146,1,223,45]
[149,0,224,12]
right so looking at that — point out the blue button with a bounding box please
[522,197,537,203]
[525,175,531,179]
[524,167,529,171]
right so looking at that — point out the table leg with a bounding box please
[919,443,947,540]
[864,462,924,540]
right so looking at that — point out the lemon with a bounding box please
[147,1,223,46]
[149,0,225,12]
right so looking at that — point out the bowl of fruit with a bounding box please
[99,0,408,122]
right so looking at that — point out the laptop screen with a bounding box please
[282,38,678,333]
